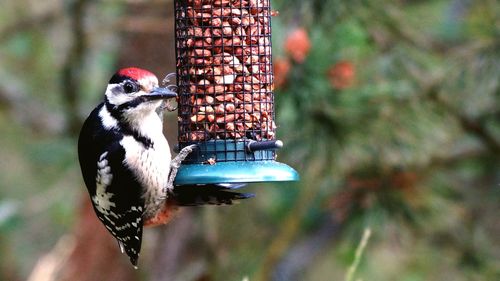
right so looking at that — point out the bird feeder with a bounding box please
[173,0,298,185]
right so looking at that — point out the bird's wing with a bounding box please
[93,142,144,267]
[78,105,144,267]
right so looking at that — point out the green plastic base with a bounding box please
[174,161,300,185]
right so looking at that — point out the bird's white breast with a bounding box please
[120,113,172,216]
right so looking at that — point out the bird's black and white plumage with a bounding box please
[78,67,251,267]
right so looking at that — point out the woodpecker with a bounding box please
[78,67,250,267]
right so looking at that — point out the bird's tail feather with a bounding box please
[171,183,254,206]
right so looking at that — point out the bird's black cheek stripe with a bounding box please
[116,98,144,113]
[104,98,154,149]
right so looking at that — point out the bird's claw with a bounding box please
[162,73,176,86]
[166,144,197,191]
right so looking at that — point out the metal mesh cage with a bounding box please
[175,0,276,164]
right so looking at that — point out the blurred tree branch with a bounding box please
[149,210,196,281]
[0,5,62,42]
[403,54,500,154]
[61,0,91,136]
[28,199,140,281]
[0,82,64,134]
[119,16,174,34]
[430,91,500,154]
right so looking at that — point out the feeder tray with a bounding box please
[173,0,298,185]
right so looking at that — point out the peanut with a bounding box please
[176,0,275,141]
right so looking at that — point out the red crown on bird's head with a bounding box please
[117,67,156,81]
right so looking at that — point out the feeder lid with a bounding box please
[174,161,299,185]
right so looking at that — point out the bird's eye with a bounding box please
[123,81,138,94]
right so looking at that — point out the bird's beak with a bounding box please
[142,87,177,100]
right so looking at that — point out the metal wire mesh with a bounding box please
[175,0,276,163]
